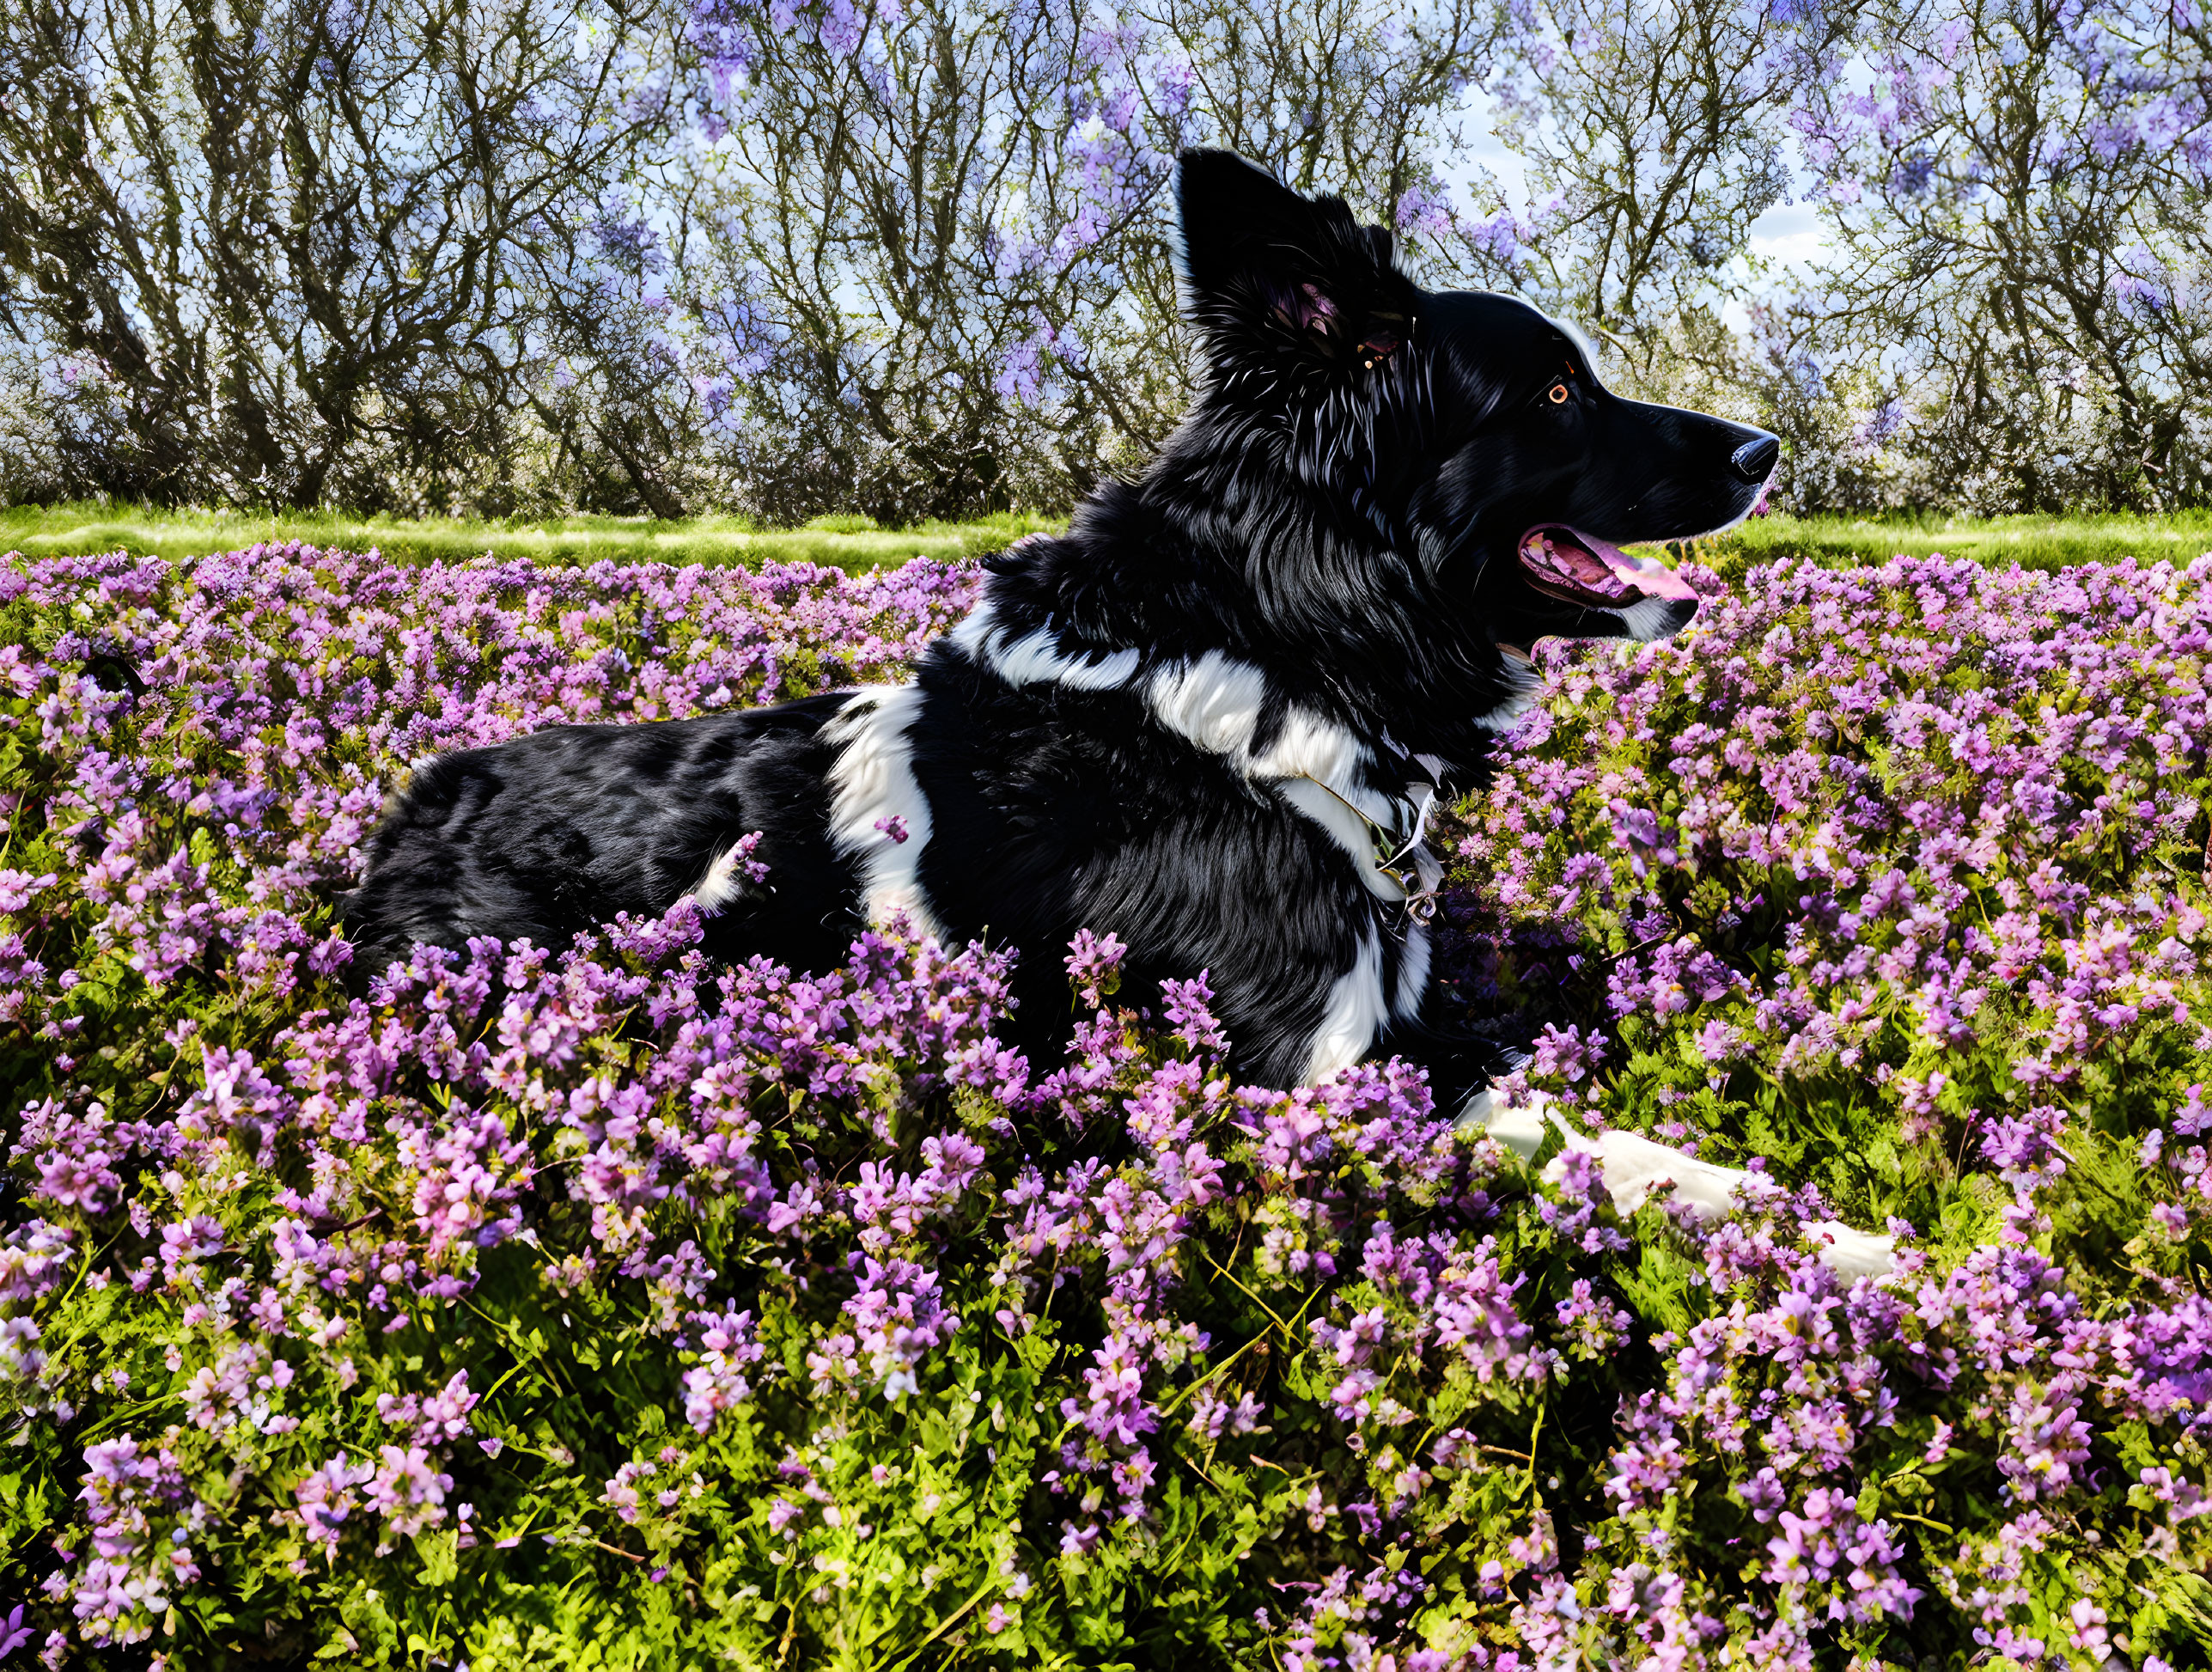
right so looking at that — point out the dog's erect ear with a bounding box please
[1175,149,1412,373]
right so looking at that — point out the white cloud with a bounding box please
[1747,198,1827,272]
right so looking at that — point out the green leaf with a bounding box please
[414,1529,460,1586]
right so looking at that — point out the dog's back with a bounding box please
[344,696,859,981]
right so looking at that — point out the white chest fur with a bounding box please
[821,684,945,941]
[954,601,1437,1083]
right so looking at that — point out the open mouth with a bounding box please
[1517,526,1701,611]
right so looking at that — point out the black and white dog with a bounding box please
[345,150,1771,1136]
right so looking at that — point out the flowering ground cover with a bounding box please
[5,540,2212,1669]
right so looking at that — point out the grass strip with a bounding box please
[1696,508,2212,576]
[7,502,2212,577]
[0,503,1057,575]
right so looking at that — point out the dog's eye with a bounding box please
[1547,382,1571,406]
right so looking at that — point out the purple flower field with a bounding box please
[6,542,2212,1669]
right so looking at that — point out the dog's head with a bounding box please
[1172,150,1775,658]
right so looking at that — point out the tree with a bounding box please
[1793,0,2212,510]
[0,0,685,510]
[3,0,2208,518]
[1451,0,1845,357]
[673,0,1507,522]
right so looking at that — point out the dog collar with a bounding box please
[1289,772,1442,927]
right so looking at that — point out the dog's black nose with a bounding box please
[1730,434,1780,483]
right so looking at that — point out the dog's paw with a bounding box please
[1459,1083,1896,1278]
[1801,1222,1897,1280]
[1553,1126,1747,1217]
[1453,1084,1552,1158]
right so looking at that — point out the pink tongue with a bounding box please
[1530,528,1699,604]
[1600,537,1700,602]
